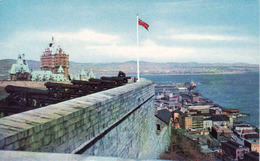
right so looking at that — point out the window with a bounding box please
[157,124,161,131]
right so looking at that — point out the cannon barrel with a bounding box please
[100,76,131,83]
[100,76,131,80]
[44,82,79,89]
[5,85,49,95]
[89,78,116,84]
[71,80,100,85]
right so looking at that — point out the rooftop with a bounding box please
[210,115,229,122]
[155,109,173,124]
[222,140,248,150]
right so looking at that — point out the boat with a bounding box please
[190,81,197,87]
[176,87,187,90]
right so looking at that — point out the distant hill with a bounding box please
[0,59,258,79]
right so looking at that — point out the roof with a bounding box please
[245,139,259,144]
[173,108,181,113]
[244,133,259,140]
[245,151,259,160]
[88,71,95,78]
[212,125,232,133]
[200,145,215,154]
[222,140,249,150]
[80,69,87,75]
[57,65,65,73]
[9,54,30,74]
[204,118,212,121]
[31,70,67,81]
[155,109,173,124]
[211,115,229,122]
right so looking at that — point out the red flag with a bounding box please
[138,19,149,31]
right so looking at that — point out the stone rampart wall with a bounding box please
[0,79,171,159]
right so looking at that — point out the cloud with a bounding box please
[82,39,259,63]
[157,26,257,43]
[0,29,258,64]
[0,29,120,60]
[155,0,204,9]
[170,34,246,41]
[83,39,195,62]
[54,29,119,44]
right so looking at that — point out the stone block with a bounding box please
[35,131,44,142]
[57,130,64,138]
[18,138,25,148]
[5,134,18,145]
[43,122,52,130]
[0,138,5,149]
[4,143,14,150]
[44,135,51,146]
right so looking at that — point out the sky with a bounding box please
[0,0,259,64]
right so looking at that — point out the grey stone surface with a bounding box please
[0,150,172,161]
[0,79,171,159]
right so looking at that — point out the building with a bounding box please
[188,105,211,114]
[69,69,95,81]
[244,151,259,161]
[222,140,250,160]
[155,109,173,134]
[9,54,31,81]
[211,115,233,127]
[210,106,222,115]
[203,119,213,130]
[179,114,192,130]
[40,38,69,79]
[179,114,211,130]
[172,110,181,129]
[191,94,200,102]
[211,125,233,140]
[244,139,259,153]
[31,69,67,82]
[244,133,259,140]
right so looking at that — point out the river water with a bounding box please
[142,72,259,126]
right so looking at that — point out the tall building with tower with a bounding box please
[40,37,69,79]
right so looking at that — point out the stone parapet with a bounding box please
[0,150,172,161]
[0,79,171,159]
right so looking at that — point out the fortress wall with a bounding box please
[0,79,171,159]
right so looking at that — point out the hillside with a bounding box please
[0,59,258,79]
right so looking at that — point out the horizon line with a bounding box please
[0,58,259,66]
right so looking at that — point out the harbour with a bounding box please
[153,79,259,160]
[143,72,259,127]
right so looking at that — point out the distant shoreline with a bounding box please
[1,71,258,80]
[139,71,247,76]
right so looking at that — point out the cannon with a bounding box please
[44,82,82,99]
[71,80,109,94]
[88,78,117,89]
[5,85,49,95]
[4,85,61,109]
[1,71,132,115]
[100,76,131,86]
[118,71,126,77]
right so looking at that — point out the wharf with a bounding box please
[155,84,176,89]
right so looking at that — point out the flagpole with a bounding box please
[137,14,140,82]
